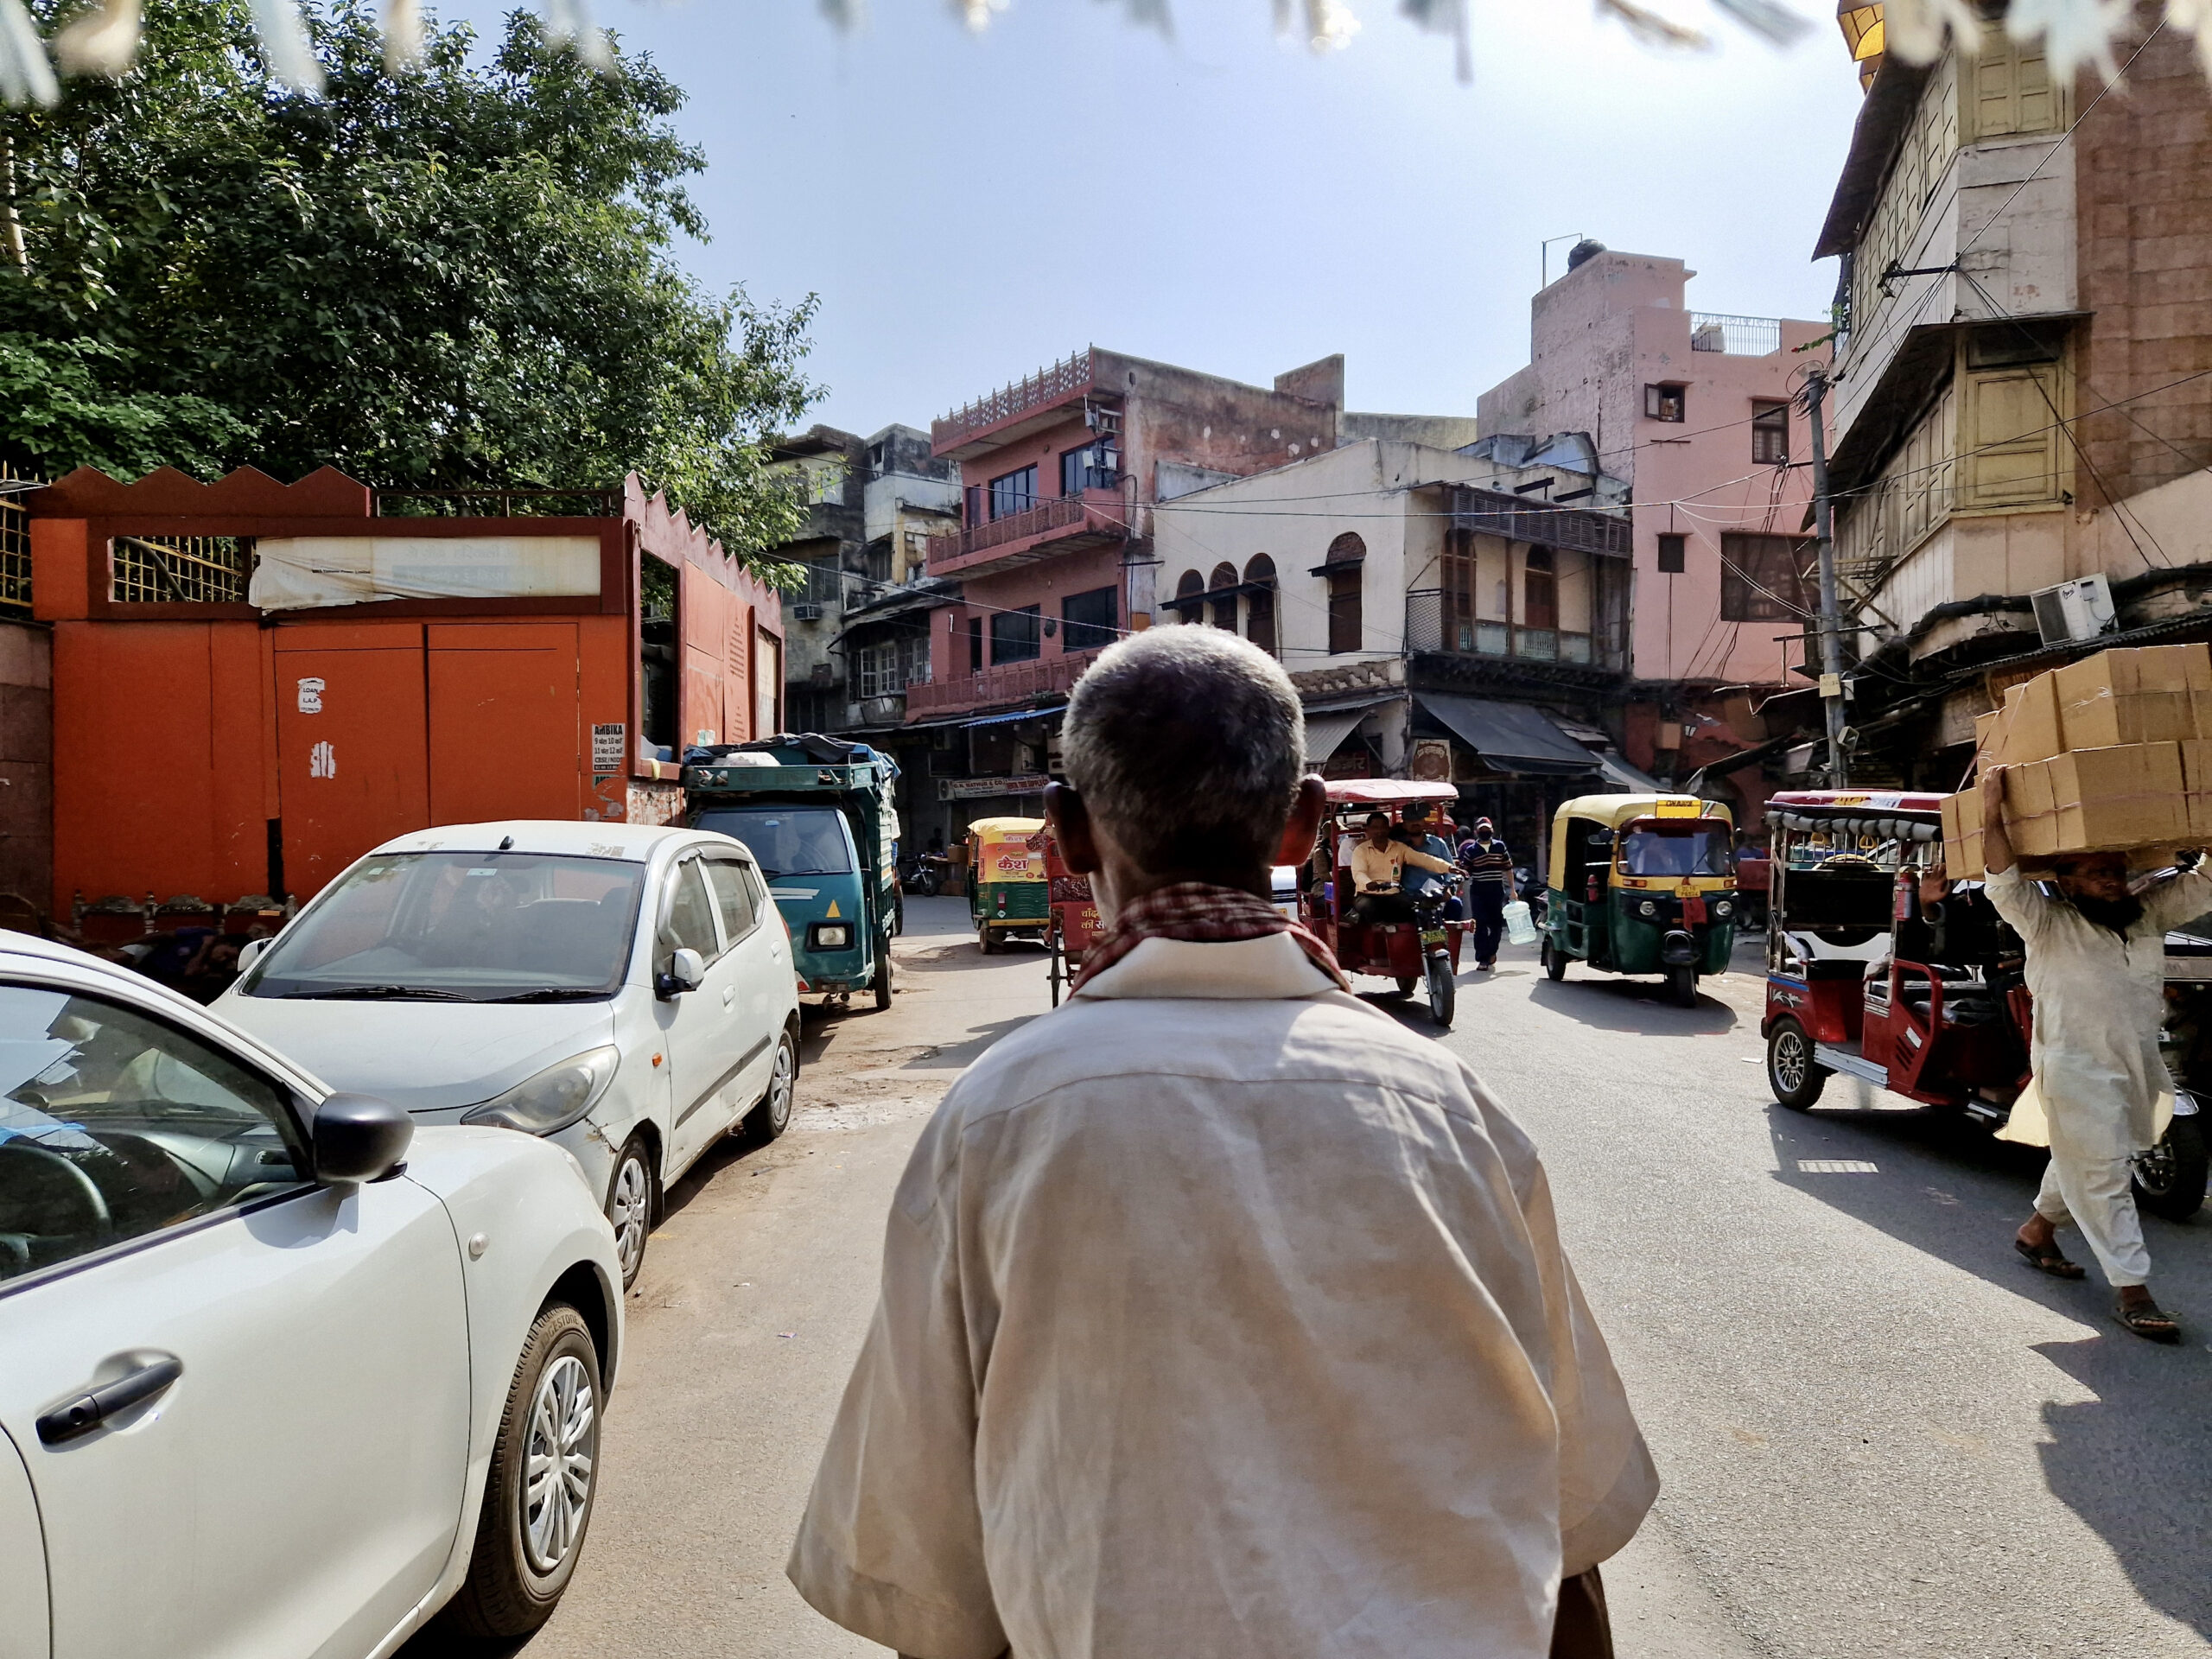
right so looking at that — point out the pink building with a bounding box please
[1478,246,1830,789]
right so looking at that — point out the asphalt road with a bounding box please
[412,898,2212,1658]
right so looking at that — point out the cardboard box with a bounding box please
[1974,708,2005,777]
[1946,829,1985,881]
[2005,759,2061,857]
[2185,738,2212,840]
[2062,687,2194,748]
[2191,688,2212,738]
[1995,672,2063,766]
[2044,742,2188,851]
[1942,788,1986,879]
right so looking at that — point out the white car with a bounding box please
[0,933,622,1656]
[219,821,801,1288]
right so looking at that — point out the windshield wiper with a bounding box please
[483,988,610,1003]
[279,985,474,1001]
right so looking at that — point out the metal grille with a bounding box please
[111,536,254,604]
[1689,312,1783,357]
[0,465,35,619]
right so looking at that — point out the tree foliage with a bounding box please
[1,1,817,569]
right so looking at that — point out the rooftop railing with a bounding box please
[932,349,1099,453]
[1689,312,1783,356]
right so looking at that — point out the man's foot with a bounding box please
[2013,1236,2085,1279]
[2114,1294,2182,1344]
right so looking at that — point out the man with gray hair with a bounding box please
[790,627,1655,1658]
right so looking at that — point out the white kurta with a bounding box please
[789,931,1656,1659]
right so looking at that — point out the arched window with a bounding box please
[1244,554,1278,656]
[1208,562,1239,630]
[1174,569,1205,623]
[1323,533,1365,655]
[1523,545,1557,632]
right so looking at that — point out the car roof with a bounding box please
[367,821,712,862]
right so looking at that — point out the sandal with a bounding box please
[2114,1298,2183,1344]
[2014,1236,2086,1280]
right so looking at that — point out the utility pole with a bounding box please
[1804,369,1849,789]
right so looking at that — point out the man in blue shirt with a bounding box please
[1395,804,1463,920]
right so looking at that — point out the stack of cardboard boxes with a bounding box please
[1943,644,2212,880]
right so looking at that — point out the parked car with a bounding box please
[219,822,802,1289]
[0,933,623,1655]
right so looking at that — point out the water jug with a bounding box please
[1501,899,1538,947]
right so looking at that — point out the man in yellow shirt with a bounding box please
[1351,810,1455,923]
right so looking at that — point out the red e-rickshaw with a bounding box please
[1044,830,1103,1008]
[1302,779,1471,1027]
[1760,789,2207,1219]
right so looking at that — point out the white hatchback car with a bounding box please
[219,822,801,1287]
[0,933,623,1657]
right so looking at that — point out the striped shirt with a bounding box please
[1459,838,1514,888]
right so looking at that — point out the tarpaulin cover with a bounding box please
[1415,693,1599,776]
[249,536,601,611]
[1303,703,1386,766]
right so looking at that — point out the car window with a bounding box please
[702,856,759,944]
[691,807,854,879]
[0,984,311,1284]
[659,859,722,965]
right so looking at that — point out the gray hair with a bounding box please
[1060,626,1306,874]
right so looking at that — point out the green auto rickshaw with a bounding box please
[967,816,1050,954]
[1540,793,1740,1007]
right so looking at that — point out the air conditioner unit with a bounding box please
[791,602,824,622]
[2030,575,2117,647]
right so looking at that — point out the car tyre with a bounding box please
[435,1304,601,1644]
[1768,1016,1827,1111]
[871,934,893,1012]
[740,1030,798,1146]
[605,1136,654,1292]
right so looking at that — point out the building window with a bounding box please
[1656,533,1687,574]
[991,604,1041,664]
[1060,436,1121,497]
[1645,383,1687,423]
[853,634,931,698]
[1244,555,1277,656]
[1209,563,1239,630]
[1063,586,1119,651]
[1324,532,1365,655]
[1719,532,1813,622]
[966,615,982,674]
[1751,401,1789,465]
[987,466,1038,521]
[1173,568,1206,622]
[1522,545,1557,631]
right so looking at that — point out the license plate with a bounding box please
[1420,927,1446,946]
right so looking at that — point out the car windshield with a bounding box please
[1620,825,1732,878]
[695,808,853,879]
[238,852,645,1001]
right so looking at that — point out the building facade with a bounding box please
[1813,5,2212,781]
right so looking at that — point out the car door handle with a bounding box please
[721,987,736,1009]
[36,1355,184,1445]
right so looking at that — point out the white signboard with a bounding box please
[249,536,601,611]
[592,723,626,773]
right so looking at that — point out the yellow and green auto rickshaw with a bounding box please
[1540,793,1739,1007]
[967,816,1049,954]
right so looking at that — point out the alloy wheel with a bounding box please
[1775,1030,1807,1093]
[521,1355,597,1575]
[607,1155,649,1282]
[766,1038,795,1135]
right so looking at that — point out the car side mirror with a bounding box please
[236,937,269,974]
[657,946,705,1000]
[312,1093,413,1185]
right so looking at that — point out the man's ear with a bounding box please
[1273,776,1328,867]
[1045,782,1102,875]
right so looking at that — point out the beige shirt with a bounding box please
[1985,861,2212,1160]
[1351,837,1452,892]
[789,931,1656,1659]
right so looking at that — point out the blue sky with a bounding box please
[445,0,1869,435]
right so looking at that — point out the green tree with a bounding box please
[1,1,817,573]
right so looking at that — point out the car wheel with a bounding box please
[435,1304,601,1643]
[871,934,893,1012]
[740,1030,797,1146]
[1768,1016,1827,1111]
[605,1137,654,1291]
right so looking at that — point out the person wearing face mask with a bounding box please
[1980,762,2212,1343]
[1459,817,1514,971]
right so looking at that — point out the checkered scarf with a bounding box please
[1071,880,1351,994]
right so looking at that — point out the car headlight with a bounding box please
[810,923,851,949]
[461,1046,620,1136]
[1637,900,1658,918]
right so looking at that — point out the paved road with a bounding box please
[414,898,2212,1657]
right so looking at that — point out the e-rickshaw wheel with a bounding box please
[1541,940,1567,982]
[977,922,998,956]
[1047,932,1064,1008]
[1767,1016,1827,1111]
[1425,952,1456,1028]
[2132,1116,2208,1222]
[1393,976,1418,997]
[1666,964,1697,1009]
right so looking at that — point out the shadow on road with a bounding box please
[1528,973,1740,1036]
[1764,1100,2212,1638]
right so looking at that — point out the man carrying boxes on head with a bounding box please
[1978,758,2210,1343]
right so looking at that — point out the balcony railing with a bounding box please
[1404,590,1627,672]
[906,646,1103,720]
[927,489,1126,577]
[1447,487,1630,560]
[932,349,1099,454]
[1689,312,1783,357]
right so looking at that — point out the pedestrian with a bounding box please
[1980,763,2211,1343]
[790,626,1655,1658]
[1460,816,1515,970]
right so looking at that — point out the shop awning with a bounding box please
[1597,750,1663,791]
[1303,700,1389,766]
[1415,693,1599,777]
[961,704,1065,729]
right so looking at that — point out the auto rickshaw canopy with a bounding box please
[1321,780,1460,808]
[1548,793,1731,875]
[968,817,1047,881]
